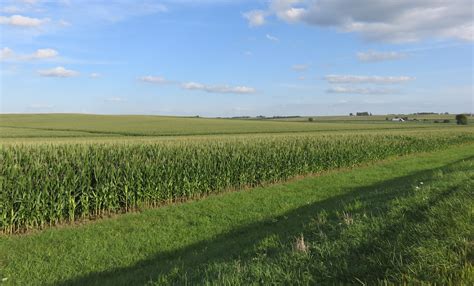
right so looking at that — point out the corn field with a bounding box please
[1,133,472,233]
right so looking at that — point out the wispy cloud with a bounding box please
[0,14,49,27]
[90,73,101,78]
[1,6,24,14]
[139,75,170,84]
[0,47,14,60]
[291,64,309,72]
[357,50,407,62]
[324,75,415,84]
[139,75,257,95]
[181,82,256,94]
[243,10,266,27]
[38,66,79,77]
[327,86,396,95]
[266,34,279,41]
[1,47,59,61]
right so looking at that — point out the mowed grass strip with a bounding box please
[0,144,472,285]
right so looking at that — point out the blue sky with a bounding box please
[1,0,473,116]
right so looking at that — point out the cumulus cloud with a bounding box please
[29,48,58,59]
[139,74,256,95]
[270,0,307,23]
[266,34,279,41]
[327,86,396,95]
[90,73,101,78]
[254,0,474,42]
[139,75,169,84]
[182,82,256,94]
[291,64,309,71]
[243,10,266,27]
[357,50,407,62]
[0,47,59,61]
[0,14,48,27]
[325,75,415,84]
[38,66,79,77]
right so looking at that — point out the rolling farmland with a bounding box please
[0,114,473,285]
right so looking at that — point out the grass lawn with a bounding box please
[0,144,473,285]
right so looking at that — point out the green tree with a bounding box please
[455,114,468,125]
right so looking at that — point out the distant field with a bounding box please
[267,114,474,122]
[0,114,465,139]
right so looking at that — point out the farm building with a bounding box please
[391,118,405,122]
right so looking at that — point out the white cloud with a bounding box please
[38,66,79,77]
[90,73,101,78]
[270,0,306,23]
[257,0,474,42]
[324,75,415,84]
[19,0,41,4]
[0,47,14,60]
[243,10,266,27]
[266,34,279,41]
[139,75,169,84]
[30,48,58,59]
[0,47,59,61]
[0,14,48,27]
[1,6,24,14]
[291,64,309,72]
[327,86,396,95]
[182,82,256,94]
[58,19,71,27]
[357,50,407,62]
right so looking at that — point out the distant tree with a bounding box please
[356,112,370,116]
[456,114,468,125]
[349,113,353,116]
[385,117,389,121]
[308,117,314,122]
[443,119,450,123]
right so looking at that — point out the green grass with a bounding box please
[1,144,472,285]
[0,114,462,138]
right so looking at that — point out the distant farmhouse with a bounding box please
[391,117,405,122]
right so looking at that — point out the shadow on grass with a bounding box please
[58,156,473,286]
